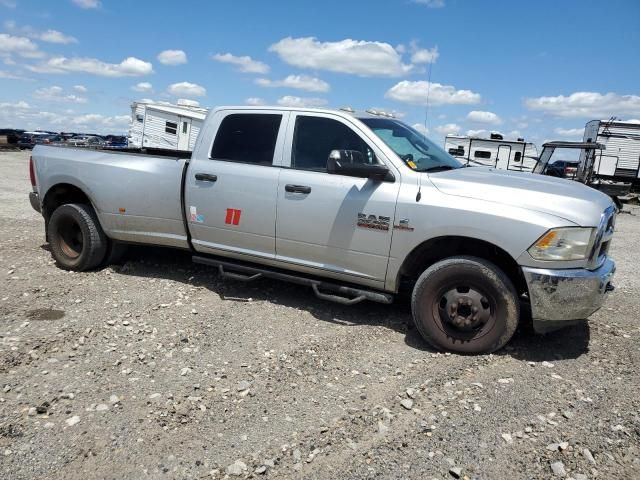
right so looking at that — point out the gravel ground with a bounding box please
[1,150,639,480]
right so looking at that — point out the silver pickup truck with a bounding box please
[29,106,616,353]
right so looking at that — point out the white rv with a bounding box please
[580,119,640,185]
[128,101,208,151]
[444,134,538,172]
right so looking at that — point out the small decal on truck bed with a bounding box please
[225,208,242,226]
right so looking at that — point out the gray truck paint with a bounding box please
[31,106,616,326]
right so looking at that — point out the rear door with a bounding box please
[496,145,511,170]
[275,112,400,288]
[185,110,288,260]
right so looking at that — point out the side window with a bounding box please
[211,113,282,165]
[292,116,378,171]
[514,151,522,162]
[448,146,464,156]
[165,121,177,135]
[474,150,491,159]
[182,122,188,134]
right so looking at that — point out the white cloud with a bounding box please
[554,127,584,138]
[413,0,445,7]
[466,110,502,125]
[385,80,481,106]
[625,118,640,124]
[38,29,77,44]
[28,56,153,76]
[4,22,78,44]
[525,91,640,118]
[0,33,43,58]
[211,53,269,74]
[167,81,206,97]
[410,44,439,64]
[276,96,327,108]
[435,123,461,136]
[466,129,488,137]
[73,84,87,93]
[0,69,30,80]
[0,100,30,109]
[412,123,429,135]
[245,97,266,106]
[0,0,17,7]
[255,75,329,93]
[157,49,187,66]
[176,98,200,107]
[33,85,87,104]
[132,81,153,93]
[72,0,101,8]
[269,37,413,77]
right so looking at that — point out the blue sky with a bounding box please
[1,0,639,145]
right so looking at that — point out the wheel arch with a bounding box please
[396,235,528,298]
[42,183,94,223]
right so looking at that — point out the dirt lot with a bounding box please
[1,149,639,480]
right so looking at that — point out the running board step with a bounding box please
[192,255,393,305]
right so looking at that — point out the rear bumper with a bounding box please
[522,258,615,328]
[29,191,41,213]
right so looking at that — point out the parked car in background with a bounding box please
[34,134,66,146]
[104,135,128,148]
[17,132,50,149]
[67,135,105,147]
[545,160,580,179]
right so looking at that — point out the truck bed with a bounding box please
[33,144,190,249]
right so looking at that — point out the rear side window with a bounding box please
[165,121,177,135]
[211,113,282,165]
[448,146,464,156]
[292,116,377,171]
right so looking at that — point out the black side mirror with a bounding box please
[327,150,393,181]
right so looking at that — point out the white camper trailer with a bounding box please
[444,134,538,172]
[128,101,208,151]
[580,119,640,185]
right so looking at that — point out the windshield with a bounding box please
[360,117,462,172]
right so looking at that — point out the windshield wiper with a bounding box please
[420,165,456,173]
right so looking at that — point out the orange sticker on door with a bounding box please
[225,208,241,225]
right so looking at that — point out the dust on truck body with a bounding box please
[29,106,616,354]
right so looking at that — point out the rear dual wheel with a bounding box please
[411,256,519,354]
[48,203,107,271]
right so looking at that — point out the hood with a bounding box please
[428,167,613,226]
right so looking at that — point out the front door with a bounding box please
[177,117,192,151]
[185,110,288,260]
[496,145,511,170]
[275,113,400,288]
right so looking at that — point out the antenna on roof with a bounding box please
[422,60,434,140]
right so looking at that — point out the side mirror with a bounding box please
[327,150,393,181]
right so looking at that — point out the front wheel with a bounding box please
[48,203,107,271]
[411,256,519,354]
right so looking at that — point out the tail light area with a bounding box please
[29,155,36,188]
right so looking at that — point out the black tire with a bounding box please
[411,256,519,354]
[48,203,107,271]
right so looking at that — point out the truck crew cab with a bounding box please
[29,107,616,354]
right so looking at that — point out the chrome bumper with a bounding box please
[29,191,41,213]
[522,258,615,324]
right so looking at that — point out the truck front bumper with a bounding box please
[522,258,615,332]
[29,191,41,213]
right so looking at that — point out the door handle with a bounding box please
[195,173,217,182]
[285,184,311,194]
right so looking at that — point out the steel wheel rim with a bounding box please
[57,217,83,259]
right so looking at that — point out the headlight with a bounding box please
[528,227,595,261]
